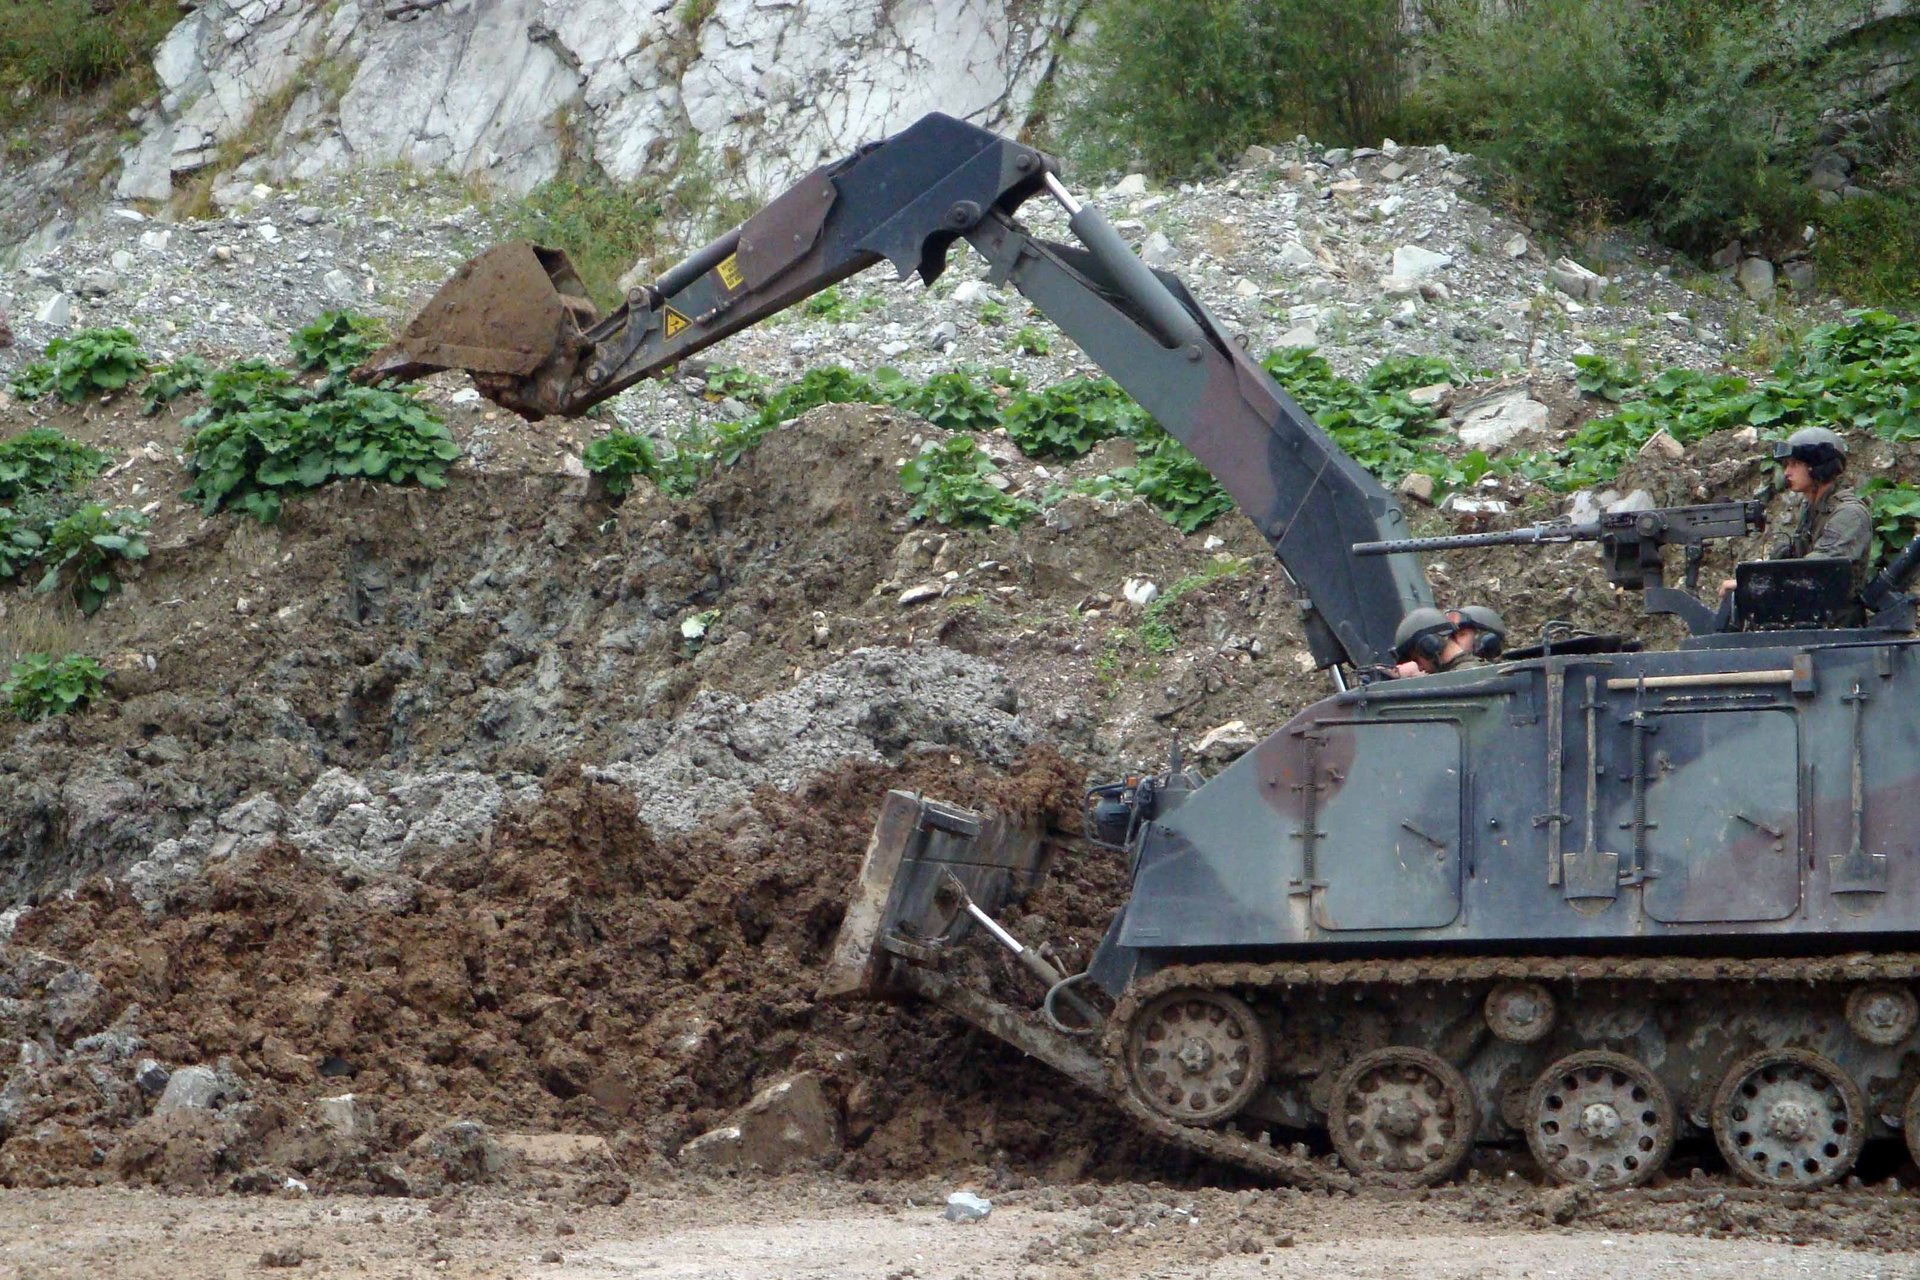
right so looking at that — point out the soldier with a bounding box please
[1718,427,1872,617]
[1392,605,1504,677]
[1446,604,1508,663]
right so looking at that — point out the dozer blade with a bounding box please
[352,243,599,413]
[819,790,1050,1001]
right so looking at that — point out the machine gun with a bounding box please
[1352,500,1767,634]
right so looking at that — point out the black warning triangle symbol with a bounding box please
[663,306,691,339]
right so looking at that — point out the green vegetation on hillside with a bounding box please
[0,0,177,104]
[1058,0,1407,174]
[1055,0,1919,307]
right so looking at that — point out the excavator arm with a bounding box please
[356,112,1431,670]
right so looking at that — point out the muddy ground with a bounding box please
[6,365,1920,1273]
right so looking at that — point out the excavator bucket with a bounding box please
[819,791,1051,1001]
[354,242,600,386]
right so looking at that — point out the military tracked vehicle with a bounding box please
[360,114,1920,1191]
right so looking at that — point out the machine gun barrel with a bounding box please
[1352,500,1765,562]
[1352,522,1599,557]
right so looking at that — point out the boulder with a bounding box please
[1276,241,1316,269]
[311,1093,377,1143]
[155,1065,224,1116]
[1810,151,1850,193]
[1140,232,1176,268]
[1548,258,1603,302]
[1454,391,1549,451]
[1390,245,1452,280]
[1736,257,1776,303]
[1194,720,1259,762]
[1606,489,1656,515]
[678,1072,840,1174]
[34,294,72,328]
[944,1191,992,1223]
[1782,260,1817,294]
[406,1120,517,1185]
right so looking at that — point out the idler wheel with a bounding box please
[1845,984,1918,1047]
[1328,1047,1476,1187]
[1524,1050,1673,1189]
[1711,1049,1865,1190]
[1124,989,1268,1125]
[1484,981,1557,1045]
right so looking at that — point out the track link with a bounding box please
[1098,951,1920,1187]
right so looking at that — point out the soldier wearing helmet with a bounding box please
[1718,427,1871,610]
[1392,604,1503,677]
[1446,604,1507,663]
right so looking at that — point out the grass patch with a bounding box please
[0,0,178,128]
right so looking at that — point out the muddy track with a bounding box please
[1096,952,1920,1189]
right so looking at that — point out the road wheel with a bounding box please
[1711,1049,1865,1190]
[1123,988,1268,1126]
[1525,1050,1673,1189]
[1328,1047,1475,1187]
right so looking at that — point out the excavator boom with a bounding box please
[355,111,1431,670]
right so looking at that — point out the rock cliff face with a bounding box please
[115,0,1078,205]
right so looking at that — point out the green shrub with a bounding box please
[880,369,1003,434]
[1012,326,1053,356]
[900,437,1037,528]
[35,504,148,614]
[1815,191,1920,309]
[1406,0,1859,253]
[1571,354,1644,403]
[291,311,388,374]
[141,355,211,415]
[1119,428,1235,532]
[1002,377,1149,459]
[762,365,883,421]
[582,431,661,498]
[1056,0,1407,175]
[9,327,150,404]
[194,357,304,418]
[700,365,770,406]
[182,371,462,523]
[0,507,44,581]
[3,651,107,721]
[800,287,884,322]
[1260,347,1470,489]
[0,428,111,501]
[1862,478,1920,565]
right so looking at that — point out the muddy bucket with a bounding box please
[353,243,599,391]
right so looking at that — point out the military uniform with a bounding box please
[1437,653,1488,673]
[1773,483,1873,596]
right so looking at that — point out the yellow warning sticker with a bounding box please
[716,253,743,291]
[663,306,691,339]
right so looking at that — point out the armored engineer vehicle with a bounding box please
[359,113,1920,1192]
